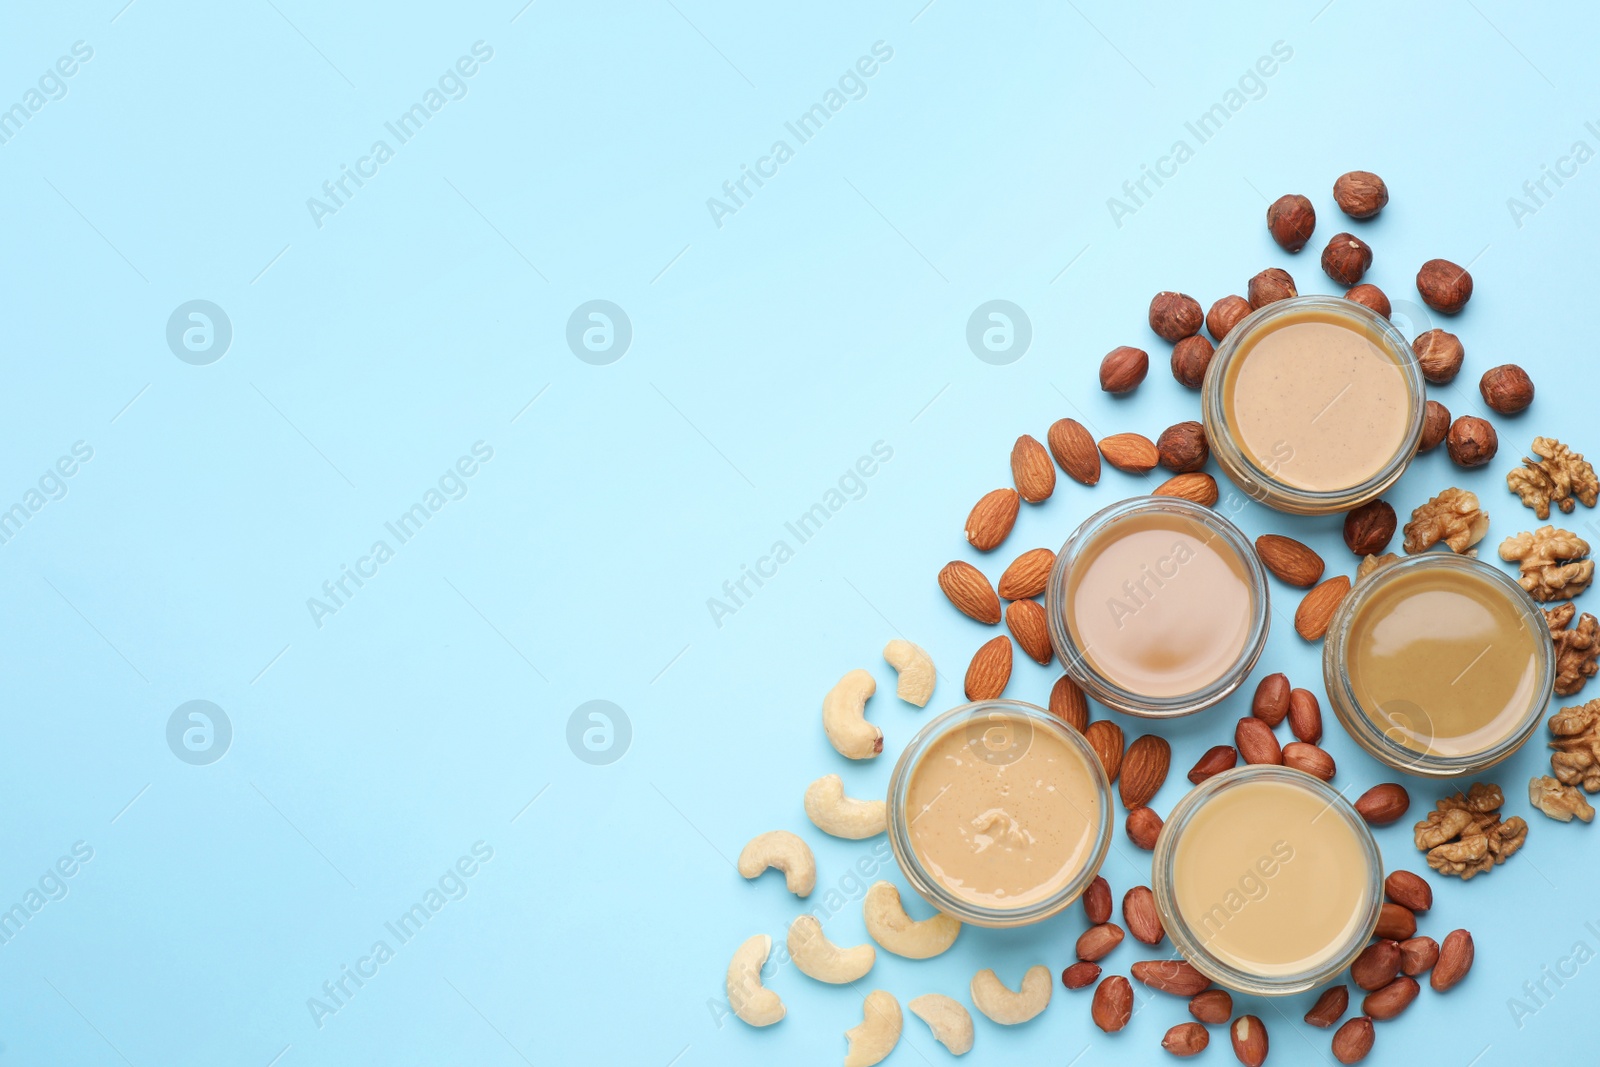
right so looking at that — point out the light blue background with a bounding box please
[2,1,1597,1063]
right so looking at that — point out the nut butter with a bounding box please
[1153,766,1382,995]
[1325,552,1555,776]
[1203,296,1425,514]
[887,701,1111,927]
[1047,497,1270,717]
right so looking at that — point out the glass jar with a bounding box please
[886,700,1112,927]
[1045,495,1270,718]
[1202,295,1426,515]
[1324,552,1555,777]
[1152,765,1383,996]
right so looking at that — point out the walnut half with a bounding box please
[1547,603,1600,697]
[1549,699,1600,792]
[1507,436,1599,520]
[1529,775,1596,823]
[1499,526,1594,601]
[1403,488,1489,555]
[1413,782,1527,879]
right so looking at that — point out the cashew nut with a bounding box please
[737,830,816,897]
[844,990,901,1067]
[787,914,875,984]
[726,934,785,1027]
[804,774,887,839]
[823,669,882,759]
[863,880,961,959]
[883,639,936,707]
[908,994,973,1055]
[970,964,1052,1025]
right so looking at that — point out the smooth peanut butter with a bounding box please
[1065,511,1253,697]
[1173,779,1371,976]
[1223,309,1411,492]
[1346,565,1541,757]
[904,714,1100,909]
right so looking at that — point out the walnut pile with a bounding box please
[1529,775,1596,823]
[1507,437,1599,520]
[1356,552,1400,583]
[1403,488,1489,554]
[1498,526,1594,601]
[1547,603,1600,696]
[1549,699,1600,792]
[1413,782,1527,880]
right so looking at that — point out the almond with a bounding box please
[1331,1016,1375,1064]
[1282,741,1335,781]
[1288,688,1323,743]
[1304,984,1348,1028]
[964,636,1012,700]
[1361,976,1418,1020]
[1077,922,1125,962]
[1100,345,1149,394]
[1010,434,1056,504]
[1098,432,1160,475]
[1123,885,1164,945]
[1154,472,1220,506]
[938,560,1001,624]
[1131,959,1210,996]
[1082,874,1112,924]
[1295,575,1351,640]
[1126,805,1162,849]
[965,488,1020,551]
[1231,1015,1268,1067]
[1092,975,1133,1032]
[1431,929,1473,992]
[1350,940,1401,992]
[1189,989,1233,1025]
[1163,1022,1209,1057]
[1085,719,1124,782]
[1120,734,1171,808]
[1374,903,1416,942]
[1383,870,1432,913]
[998,547,1055,600]
[1049,674,1090,733]
[1188,745,1237,784]
[1062,961,1101,989]
[1049,417,1101,486]
[1251,672,1291,726]
[1005,599,1053,665]
[1255,534,1325,587]
[1235,717,1283,765]
[1354,783,1410,826]
[1399,936,1439,977]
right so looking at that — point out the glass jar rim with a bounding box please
[1322,551,1556,777]
[1151,764,1383,996]
[1045,495,1271,718]
[885,700,1112,928]
[1201,295,1426,515]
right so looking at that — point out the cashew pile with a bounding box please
[788,915,875,984]
[970,964,1052,1024]
[823,669,883,759]
[726,934,785,1027]
[908,993,974,1055]
[844,990,901,1067]
[883,639,936,707]
[737,831,816,898]
[863,880,962,959]
[804,774,887,839]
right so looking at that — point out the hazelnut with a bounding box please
[1248,268,1297,310]
[1343,499,1397,555]
[1419,400,1451,452]
[1100,345,1149,394]
[1266,194,1316,252]
[1333,171,1389,219]
[1207,295,1253,341]
[1412,329,1464,383]
[1157,421,1209,473]
[1479,363,1534,415]
[1417,258,1473,314]
[1170,334,1215,389]
[1321,232,1373,285]
[1149,291,1203,343]
[1344,283,1390,319]
[1446,415,1498,468]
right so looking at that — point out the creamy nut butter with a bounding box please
[903,711,1101,910]
[1064,510,1253,698]
[1171,778,1370,976]
[1222,308,1410,492]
